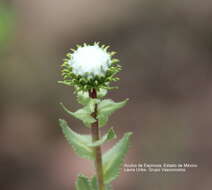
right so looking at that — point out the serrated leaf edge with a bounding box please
[103,132,133,184]
[59,119,94,160]
[60,102,96,126]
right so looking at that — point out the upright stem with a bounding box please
[89,89,105,190]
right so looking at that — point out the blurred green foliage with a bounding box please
[0,3,14,51]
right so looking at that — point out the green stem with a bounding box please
[89,89,105,190]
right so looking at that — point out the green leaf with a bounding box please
[77,91,90,105]
[75,175,92,190]
[59,119,94,160]
[90,176,112,190]
[90,176,98,190]
[97,88,108,98]
[0,3,14,49]
[60,101,96,127]
[88,127,117,147]
[98,114,109,128]
[97,99,128,127]
[103,132,132,184]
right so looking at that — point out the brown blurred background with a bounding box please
[0,0,212,189]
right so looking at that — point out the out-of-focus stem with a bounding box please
[89,89,104,190]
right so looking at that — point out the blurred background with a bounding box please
[1,0,212,189]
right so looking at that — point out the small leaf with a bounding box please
[97,88,108,98]
[90,176,112,190]
[97,99,128,127]
[75,175,92,190]
[98,114,109,128]
[90,176,97,190]
[60,101,96,127]
[76,89,107,106]
[88,127,117,147]
[59,119,94,160]
[103,132,132,184]
[77,91,90,105]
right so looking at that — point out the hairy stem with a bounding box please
[89,89,105,190]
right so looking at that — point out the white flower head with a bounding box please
[68,44,112,78]
[60,42,120,91]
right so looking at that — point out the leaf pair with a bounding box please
[60,98,128,128]
[59,119,132,185]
